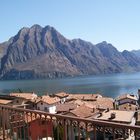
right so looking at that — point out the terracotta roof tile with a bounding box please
[68,94,102,100]
[55,92,69,98]
[56,103,77,112]
[39,95,60,105]
[0,99,12,105]
[70,104,98,118]
[94,110,135,123]
[116,94,137,101]
[10,92,37,100]
[87,97,114,109]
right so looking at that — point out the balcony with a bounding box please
[0,105,140,140]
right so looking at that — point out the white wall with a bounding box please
[37,102,56,114]
[60,97,67,104]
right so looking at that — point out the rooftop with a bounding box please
[0,99,12,105]
[39,95,60,105]
[95,110,135,123]
[116,94,138,101]
[10,92,37,100]
[68,104,98,118]
[56,103,77,113]
[68,93,102,101]
[87,97,114,109]
[55,92,69,98]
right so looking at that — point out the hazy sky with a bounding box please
[0,0,140,51]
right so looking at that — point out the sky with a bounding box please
[0,0,140,51]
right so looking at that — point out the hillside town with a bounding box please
[0,90,140,140]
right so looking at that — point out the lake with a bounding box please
[0,72,140,98]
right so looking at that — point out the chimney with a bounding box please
[110,112,116,119]
[92,108,95,113]
[105,108,110,112]
[98,112,103,118]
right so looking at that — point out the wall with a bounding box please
[118,99,137,105]
[37,102,56,114]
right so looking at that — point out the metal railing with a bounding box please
[0,105,140,140]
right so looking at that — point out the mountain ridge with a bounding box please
[0,24,140,80]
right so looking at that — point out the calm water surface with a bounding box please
[0,72,140,98]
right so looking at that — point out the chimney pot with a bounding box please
[110,112,116,119]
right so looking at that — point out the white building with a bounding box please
[36,95,60,114]
[115,94,138,106]
[55,92,69,104]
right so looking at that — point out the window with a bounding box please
[41,102,43,105]
[44,107,48,111]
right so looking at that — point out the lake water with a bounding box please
[0,72,140,98]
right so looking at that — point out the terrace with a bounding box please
[0,105,140,140]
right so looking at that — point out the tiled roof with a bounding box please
[67,96,113,109]
[0,99,12,105]
[116,94,138,101]
[72,99,85,106]
[39,95,60,105]
[10,92,37,100]
[95,110,135,123]
[68,94,102,101]
[87,97,114,109]
[55,92,69,98]
[70,104,98,118]
[56,103,77,112]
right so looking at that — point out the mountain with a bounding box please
[0,24,140,80]
[131,50,140,58]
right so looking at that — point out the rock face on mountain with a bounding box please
[131,50,140,58]
[0,24,140,80]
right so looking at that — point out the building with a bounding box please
[118,103,138,111]
[137,89,140,106]
[36,95,60,114]
[0,99,12,105]
[63,104,98,118]
[90,97,114,110]
[115,94,138,105]
[54,92,69,104]
[7,97,39,109]
[67,93,102,101]
[56,103,77,114]
[10,92,38,100]
[0,95,16,105]
[136,111,140,125]
[0,105,140,140]
[94,110,136,140]
[28,118,53,140]
[115,94,138,111]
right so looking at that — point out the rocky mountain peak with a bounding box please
[0,24,140,80]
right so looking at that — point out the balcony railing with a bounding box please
[0,105,140,140]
